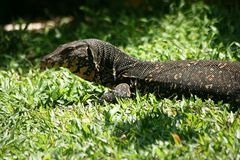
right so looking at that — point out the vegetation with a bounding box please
[0,1,240,159]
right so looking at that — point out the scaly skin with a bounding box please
[41,39,240,108]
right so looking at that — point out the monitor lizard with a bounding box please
[41,39,240,109]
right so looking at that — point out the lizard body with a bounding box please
[41,39,240,108]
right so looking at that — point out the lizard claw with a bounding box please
[99,83,131,103]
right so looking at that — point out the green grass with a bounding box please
[1,1,240,159]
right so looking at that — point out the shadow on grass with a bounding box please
[105,107,198,148]
[208,2,240,61]
[0,1,174,69]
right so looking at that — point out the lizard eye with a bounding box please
[65,47,74,52]
[60,47,74,56]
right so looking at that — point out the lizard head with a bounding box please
[41,40,99,81]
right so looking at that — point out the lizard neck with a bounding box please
[85,39,139,87]
[100,49,141,87]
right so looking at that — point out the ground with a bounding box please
[0,1,240,159]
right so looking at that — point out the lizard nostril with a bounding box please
[40,56,50,70]
[41,54,50,61]
[40,56,46,63]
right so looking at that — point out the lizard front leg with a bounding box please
[100,83,131,103]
